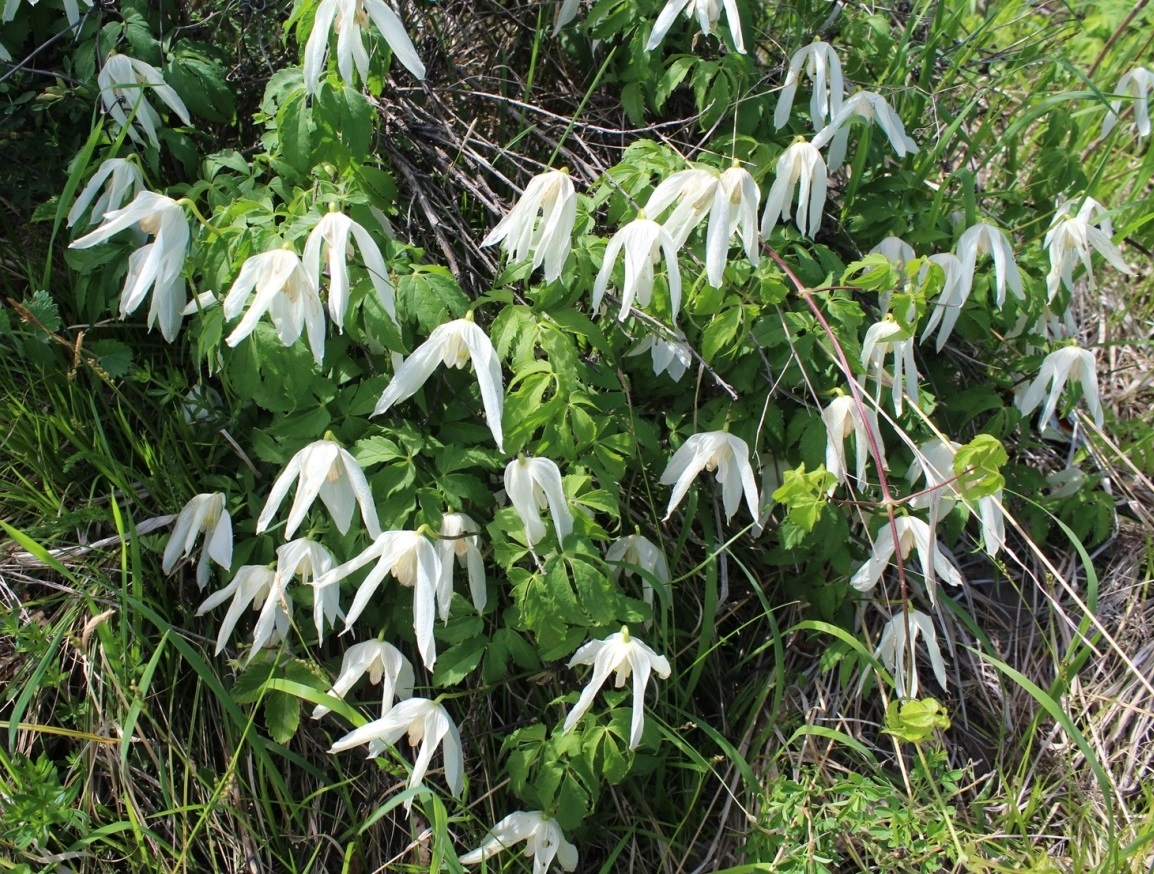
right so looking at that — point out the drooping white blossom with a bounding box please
[222,249,326,365]
[1101,66,1153,139]
[918,252,968,351]
[303,211,396,329]
[821,394,885,491]
[907,438,1004,556]
[97,53,190,148]
[629,330,693,382]
[67,158,145,228]
[875,609,947,699]
[461,810,579,874]
[329,697,463,809]
[162,492,233,590]
[660,431,759,523]
[70,191,190,342]
[593,216,683,322]
[312,638,415,719]
[811,90,918,172]
[438,512,486,612]
[303,0,425,94]
[197,565,291,657]
[1044,196,1131,302]
[274,539,339,640]
[705,166,760,286]
[956,222,1023,310]
[563,627,671,749]
[774,39,846,131]
[861,318,918,415]
[256,438,381,539]
[373,318,505,451]
[504,456,573,547]
[606,534,671,611]
[850,516,964,606]
[760,140,827,238]
[1016,344,1103,429]
[481,169,577,283]
[645,168,720,247]
[645,0,745,54]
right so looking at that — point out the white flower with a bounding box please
[811,90,918,172]
[438,512,486,612]
[552,0,581,34]
[760,140,827,238]
[850,516,964,606]
[373,317,505,451]
[956,222,1023,310]
[461,810,578,874]
[907,438,1004,556]
[222,249,326,365]
[312,639,414,719]
[660,431,759,523]
[645,168,719,248]
[1016,344,1103,429]
[97,53,191,148]
[821,394,885,490]
[563,627,671,749]
[593,217,682,323]
[303,0,425,95]
[629,330,693,382]
[256,438,381,539]
[774,39,846,130]
[303,211,396,330]
[329,697,463,808]
[1101,66,1153,138]
[875,609,947,699]
[321,530,446,669]
[67,158,145,228]
[1044,197,1130,302]
[3,0,91,27]
[504,456,573,547]
[606,534,670,611]
[481,169,577,283]
[705,166,760,286]
[646,0,745,54]
[870,235,916,269]
[918,252,967,351]
[197,565,291,657]
[275,539,339,640]
[162,492,233,590]
[70,190,190,342]
[861,318,918,415]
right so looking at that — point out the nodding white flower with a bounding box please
[861,318,918,415]
[629,330,694,382]
[870,235,916,269]
[321,530,446,669]
[438,512,486,612]
[197,565,291,657]
[461,810,579,874]
[606,534,671,612]
[373,318,505,451]
[303,211,395,330]
[850,516,964,606]
[875,609,947,699]
[774,39,846,131]
[956,222,1023,310]
[274,539,339,640]
[1101,66,1153,138]
[3,0,91,27]
[660,431,759,523]
[1044,197,1130,302]
[645,168,720,248]
[303,0,425,94]
[97,53,191,148]
[67,158,145,228]
[1016,344,1103,429]
[592,216,682,322]
[256,438,381,539]
[504,456,573,547]
[70,191,190,342]
[812,90,918,172]
[312,638,414,719]
[645,0,745,53]
[162,492,233,590]
[223,249,326,365]
[821,394,885,491]
[563,627,671,749]
[329,697,463,808]
[706,166,761,286]
[919,252,967,351]
[907,438,1004,556]
[481,169,577,283]
[552,0,581,34]
[760,140,827,238]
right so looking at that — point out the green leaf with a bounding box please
[700,305,744,363]
[953,434,1008,500]
[277,89,315,173]
[621,82,646,126]
[165,47,236,124]
[398,266,470,333]
[87,339,133,378]
[432,637,486,686]
[656,56,695,109]
[882,697,950,744]
[264,691,301,744]
[24,290,62,334]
